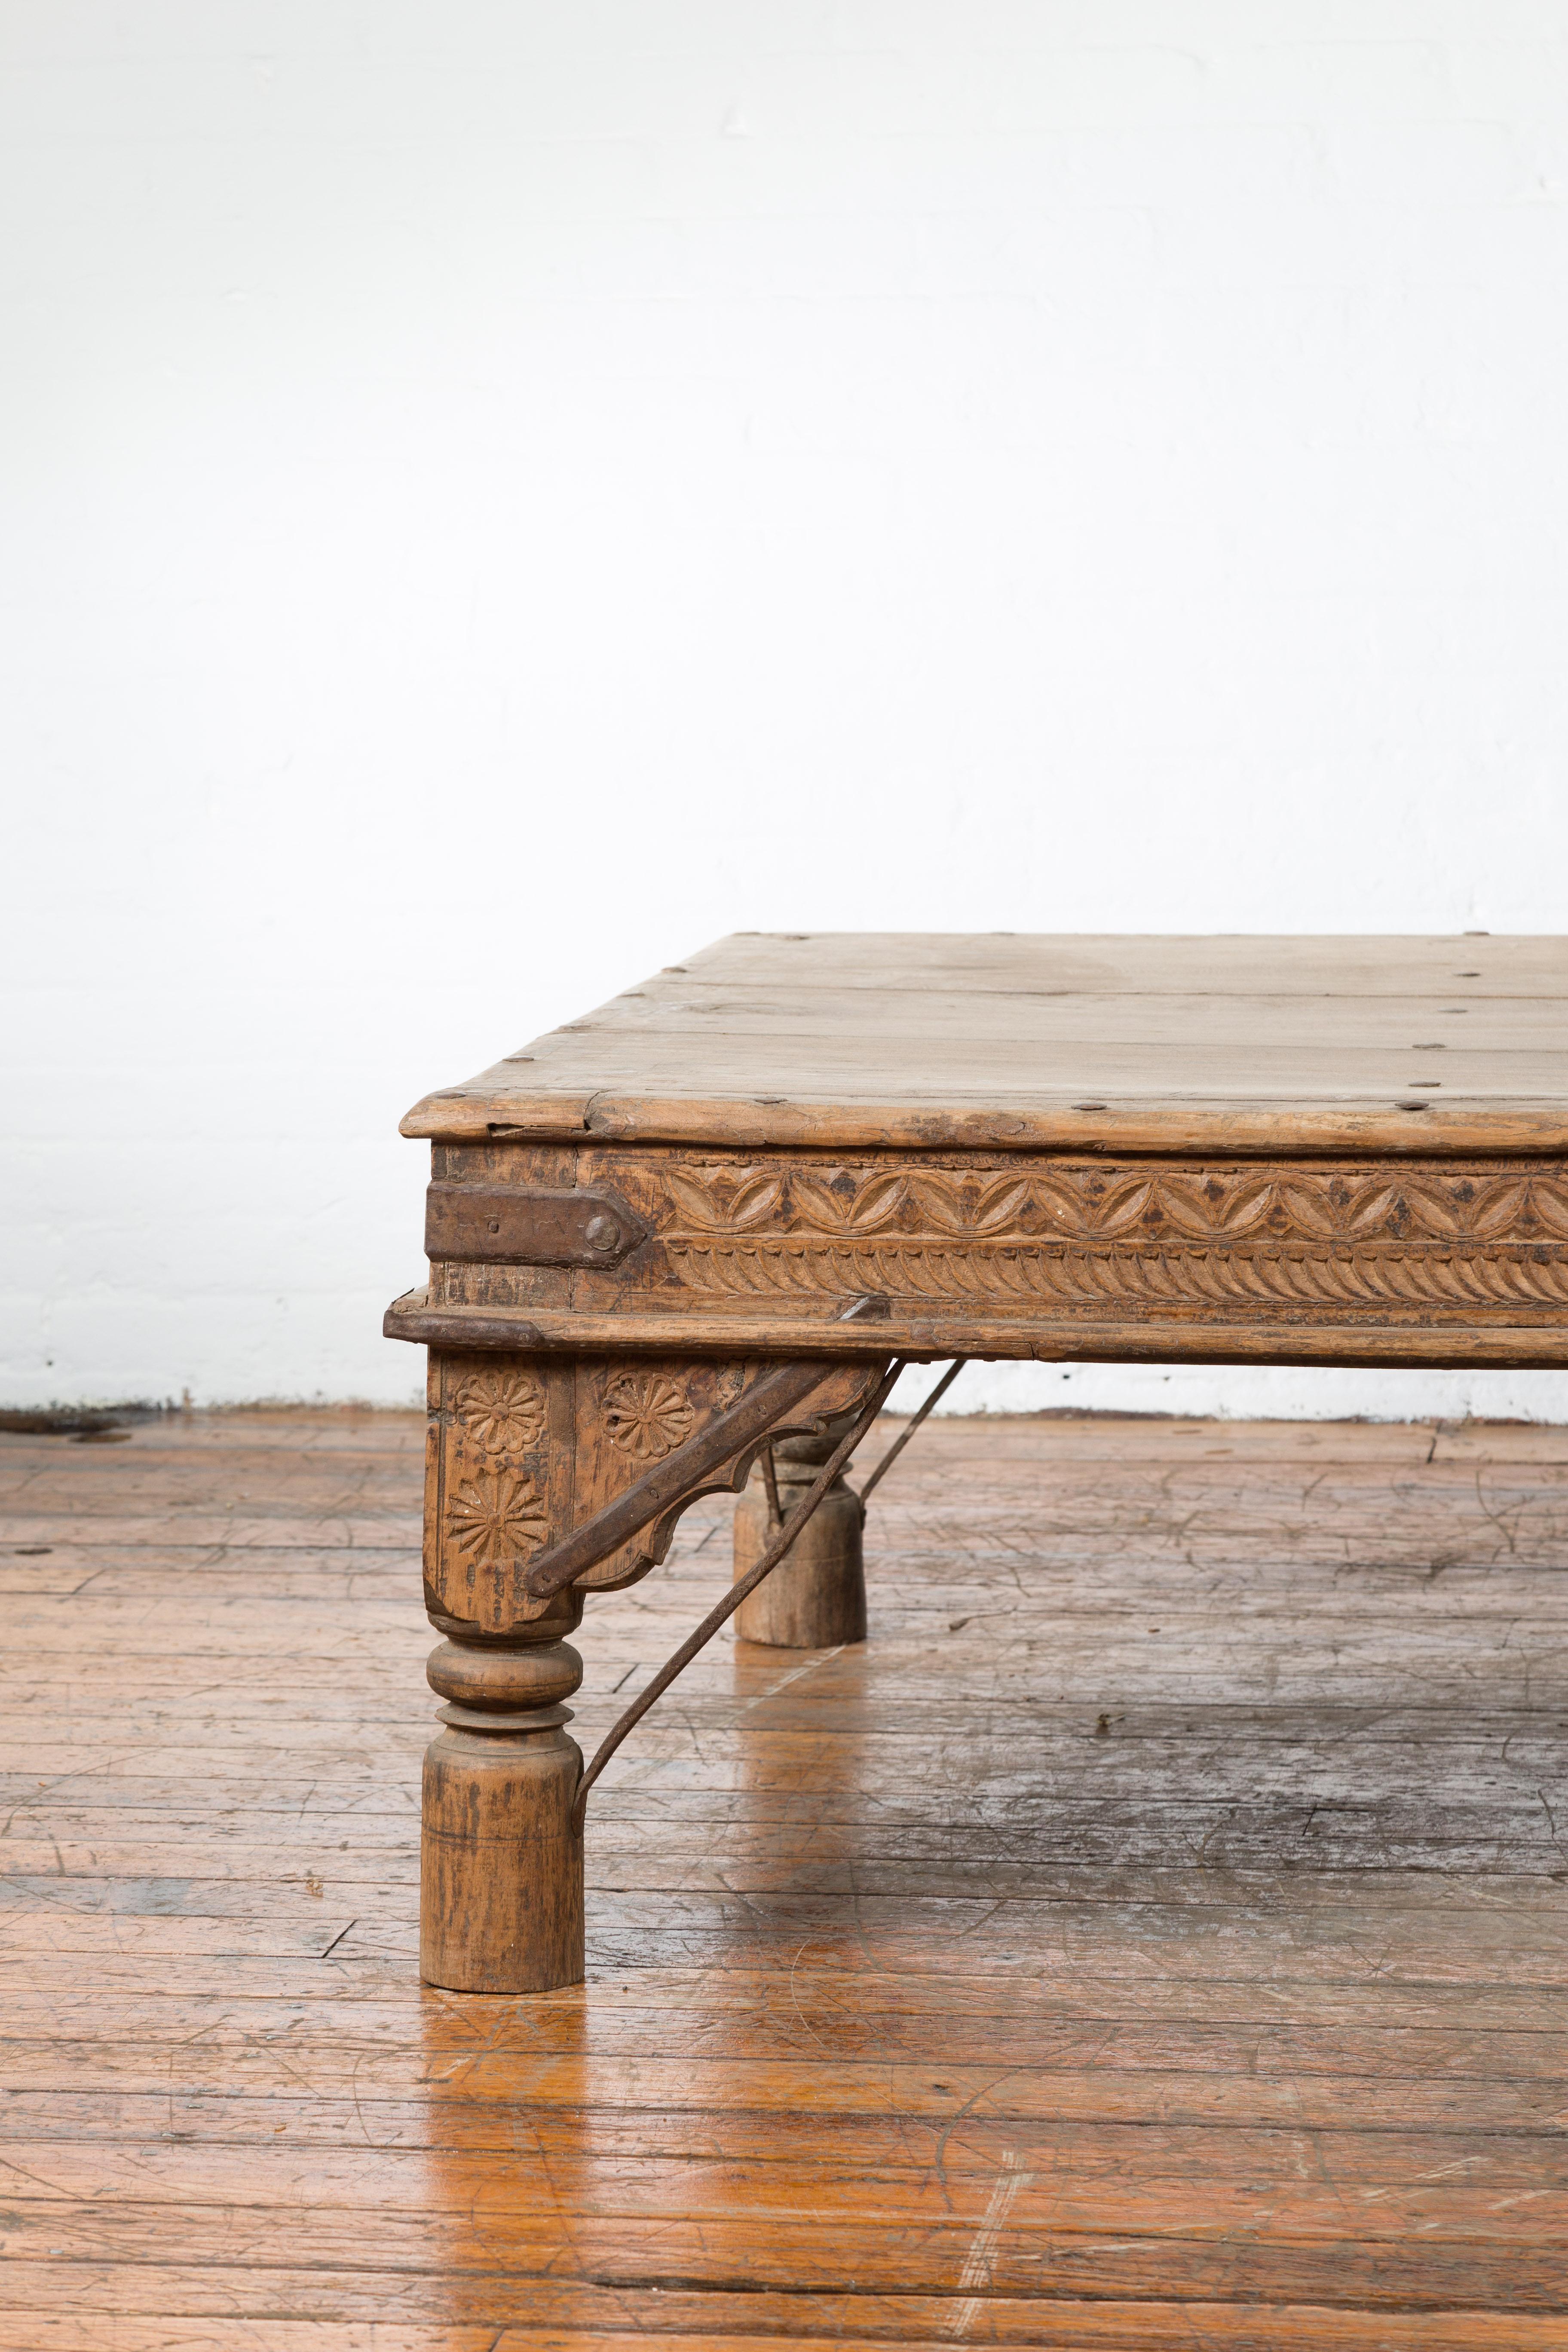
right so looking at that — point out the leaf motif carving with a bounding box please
[1464,1180,1532,1239]
[1390,1183,1468,1237]
[907,1176,1032,1234]
[971,1178,1033,1232]
[665,1168,784,1233]
[1079,1180,1155,1237]
[790,1174,908,1234]
[1158,1180,1271,1238]
[1286,1181,1400,1238]
[1031,1178,1087,1233]
[654,1156,1568,1256]
[1524,1180,1568,1238]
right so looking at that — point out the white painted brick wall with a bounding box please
[5,3,1568,1415]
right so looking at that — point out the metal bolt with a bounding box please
[585,1214,617,1252]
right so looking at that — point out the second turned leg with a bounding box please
[732,1424,867,1648]
[420,1592,585,1994]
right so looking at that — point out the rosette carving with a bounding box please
[603,1372,698,1461]
[447,1469,550,1568]
[451,1369,545,1454]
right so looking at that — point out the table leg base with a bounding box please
[732,1470,867,1648]
[420,1718,585,1992]
[419,1611,586,1994]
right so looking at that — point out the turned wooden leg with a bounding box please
[415,1346,885,1987]
[420,1590,585,1994]
[732,1421,867,1648]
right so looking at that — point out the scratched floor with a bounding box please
[1,1409,1566,2351]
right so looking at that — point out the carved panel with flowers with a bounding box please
[425,1347,880,1633]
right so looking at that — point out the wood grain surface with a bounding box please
[3,1406,1566,2348]
[400,933,1568,1156]
[395,1142,1568,1370]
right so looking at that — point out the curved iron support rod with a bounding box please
[853,1357,966,1521]
[761,1440,784,1533]
[570,1357,906,1834]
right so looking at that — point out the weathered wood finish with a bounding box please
[390,936,1568,1991]
[423,1347,882,1624]
[393,1143,1568,1367]
[4,1407,1567,2345]
[732,1424,867,1648]
[420,1587,585,1994]
[419,1345,881,1986]
[400,931,1568,1156]
[390,935,1568,1370]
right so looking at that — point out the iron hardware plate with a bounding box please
[424,1183,647,1269]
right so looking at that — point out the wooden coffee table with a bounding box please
[386,931,1568,1992]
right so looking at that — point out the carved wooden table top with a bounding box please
[389,931,1568,1372]
[400,930,1568,1153]
[387,932,1568,1995]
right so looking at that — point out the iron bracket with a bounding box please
[424,1182,647,1269]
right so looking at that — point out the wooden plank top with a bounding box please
[402,932,1568,1156]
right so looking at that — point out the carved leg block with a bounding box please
[420,1598,585,1994]
[733,1427,867,1648]
[418,1348,886,1988]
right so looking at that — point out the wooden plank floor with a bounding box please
[1,1407,1566,2350]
